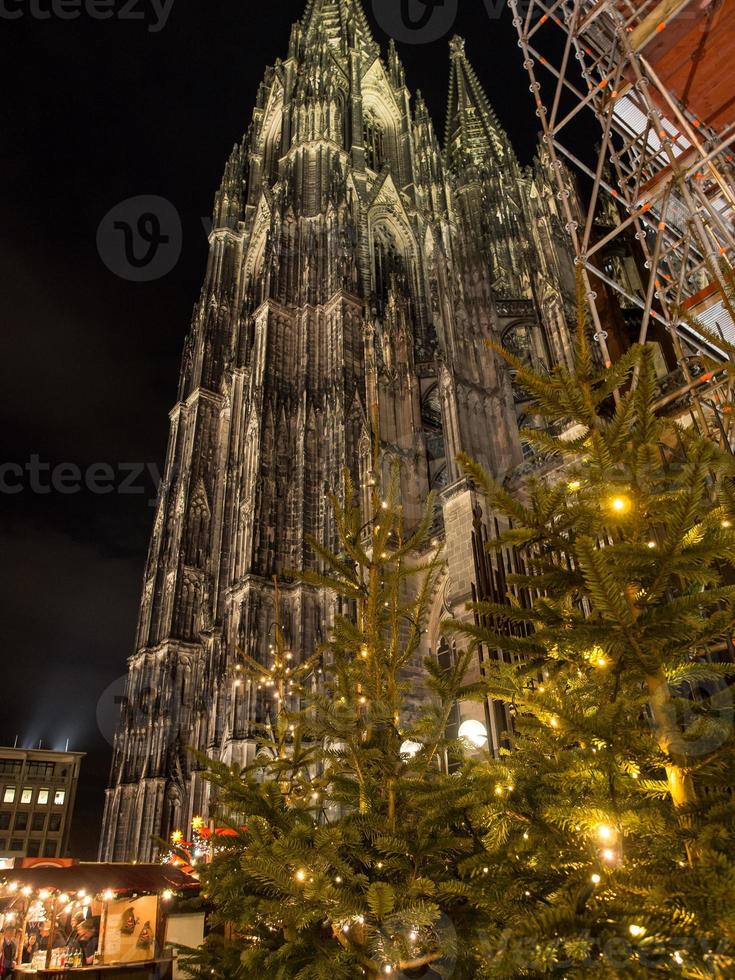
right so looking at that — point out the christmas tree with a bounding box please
[451,308,735,975]
[180,464,503,979]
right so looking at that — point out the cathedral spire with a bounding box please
[444,35,516,172]
[301,0,376,51]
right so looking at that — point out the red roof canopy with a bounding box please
[0,863,199,894]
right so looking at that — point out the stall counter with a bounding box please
[14,959,173,979]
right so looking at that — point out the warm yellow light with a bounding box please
[21,886,32,897]
[629,924,646,938]
[550,717,559,729]
[39,889,50,901]
[610,495,631,514]
[295,869,307,882]
[103,890,115,902]
[192,816,205,830]
[59,893,69,904]
[568,481,581,491]
[647,540,656,549]
[162,890,173,902]
[335,876,342,884]
[171,830,184,844]
[722,520,732,529]
[360,646,369,659]
[602,848,616,863]
[591,873,601,884]
[597,824,615,843]
[7,882,17,893]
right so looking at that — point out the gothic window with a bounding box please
[363,112,385,172]
[373,223,407,316]
[262,113,282,187]
[185,485,211,567]
[502,322,534,362]
[264,131,281,185]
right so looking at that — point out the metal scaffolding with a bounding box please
[509,0,735,447]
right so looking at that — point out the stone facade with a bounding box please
[100,0,577,861]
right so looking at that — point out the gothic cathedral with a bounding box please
[100,0,577,861]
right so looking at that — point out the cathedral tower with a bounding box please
[100,0,576,861]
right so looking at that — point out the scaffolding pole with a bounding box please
[509,0,735,448]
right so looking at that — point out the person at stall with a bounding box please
[64,911,85,952]
[0,925,16,979]
[21,930,39,964]
[76,919,99,966]
[38,920,65,951]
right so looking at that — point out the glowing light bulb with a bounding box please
[400,740,421,758]
[597,825,614,842]
[162,890,173,902]
[610,495,631,514]
[647,540,656,549]
[568,481,581,491]
[591,873,601,884]
[103,890,115,902]
[629,924,645,938]
[602,848,616,863]
[295,869,307,883]
[458,719,488,749]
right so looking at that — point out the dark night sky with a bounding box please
[0,0,545,859]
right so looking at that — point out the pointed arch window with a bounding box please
[363,112,385,172]
[373,223,407,316]
[264,129,282,186]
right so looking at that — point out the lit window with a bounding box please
[37,789,49,805]
[3,787,15,804]
[20,788,32,804]
[53,790,65,806]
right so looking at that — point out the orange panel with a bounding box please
[638,0,735,132]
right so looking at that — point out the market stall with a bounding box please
[0,863,199,977]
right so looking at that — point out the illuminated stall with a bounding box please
[0,863,199,978]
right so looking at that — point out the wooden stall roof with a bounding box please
[631,0,735,133]
[0,864,199,893]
